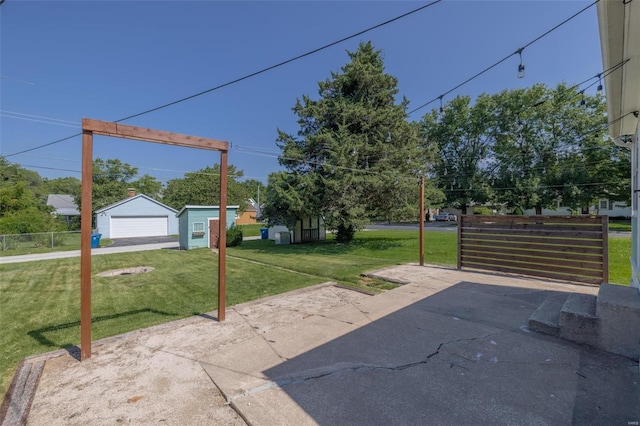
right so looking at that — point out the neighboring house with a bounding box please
[176,205,239,250]
[523,199,631,218]
[236,200,258,225]
[46,194,80,224]
[95,194,179,238]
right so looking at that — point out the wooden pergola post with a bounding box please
[80,130,93,360]
[218,150,228,321]
[419,175,425,266]
[80,118,229,360]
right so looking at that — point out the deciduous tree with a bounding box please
[162,164,249,211]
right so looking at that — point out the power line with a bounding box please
[0,110,79,125]
[407,0,600,116]
[115,0,444,123]
[1,112,81,129]
[3,133,82,158]
[3,1,444,159]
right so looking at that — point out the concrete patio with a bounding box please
[2,265,638,425]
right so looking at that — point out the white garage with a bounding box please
[95,193,179,239]
[110,216,169,238]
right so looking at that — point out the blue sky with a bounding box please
[1,1,604,185]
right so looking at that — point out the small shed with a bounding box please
[95,194,178,238]
[292,216,326,243]
[177,205,239,250]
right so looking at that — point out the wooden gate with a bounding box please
[458,215,609,285]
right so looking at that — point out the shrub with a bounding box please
[226,224,243,247]
[512,207,524,215]
[472,206,493,215]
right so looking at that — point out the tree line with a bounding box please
[1,42,628,243]
[0,156,265,235]
[261,42,629,242]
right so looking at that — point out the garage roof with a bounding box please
[95,194,177,214]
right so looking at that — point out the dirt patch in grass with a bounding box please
[97,266,155,277]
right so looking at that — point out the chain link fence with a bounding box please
[0,231,81,252]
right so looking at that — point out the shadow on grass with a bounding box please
[27,308,178,355]
[231,236,405,256]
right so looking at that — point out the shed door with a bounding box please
[209,220,219,248]
[110,216,169,238]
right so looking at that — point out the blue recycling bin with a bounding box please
[260,227,269,240]
[91,233,102,248]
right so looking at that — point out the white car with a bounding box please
[434,213,457,222]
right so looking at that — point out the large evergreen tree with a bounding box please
[267,42,441,242]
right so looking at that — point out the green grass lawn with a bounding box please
[0,229,631,399]
[237,223,265,237]
[609,219,632,232]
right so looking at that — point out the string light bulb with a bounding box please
[438,95,444,114]
[580,91,586,107]
[516,48,525,78]
[596,73,603,96]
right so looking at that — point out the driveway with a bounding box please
[108,235,178,247]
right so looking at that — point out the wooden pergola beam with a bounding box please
[80,118,229,360]
[82,119,229,151]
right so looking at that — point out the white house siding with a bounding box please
[95,195,178,238]
[523,199,631,218]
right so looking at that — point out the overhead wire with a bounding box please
[115,0,444,123]
[407,0,600,115]
[5,1,444,158]
[2,0,628,198]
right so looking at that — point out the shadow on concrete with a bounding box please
[261,282,639,424]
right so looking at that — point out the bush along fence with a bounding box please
[458,215,608,285]
[0,231,81,252]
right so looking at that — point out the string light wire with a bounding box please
[408,0,600,115]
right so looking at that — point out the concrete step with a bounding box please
[596,283,640,360]
[559,293,598,346]
[528,294,567,336]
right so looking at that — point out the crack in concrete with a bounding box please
[231,306,289,362]
[230,331,501,401]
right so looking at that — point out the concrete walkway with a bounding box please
[4,265,638,425]
[0,236,262,264]
[0,242,179,264]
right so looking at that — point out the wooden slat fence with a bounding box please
[458,215,608,285]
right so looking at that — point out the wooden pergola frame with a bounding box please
[80,118,229,360]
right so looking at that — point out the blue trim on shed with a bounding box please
[177,205,239,250]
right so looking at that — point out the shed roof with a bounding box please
[176,205,240,218]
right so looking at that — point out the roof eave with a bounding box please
[597,0,640,140]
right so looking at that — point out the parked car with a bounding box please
[434,212,458,222]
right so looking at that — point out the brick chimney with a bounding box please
[127,188,136,197]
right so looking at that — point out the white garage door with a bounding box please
[110,216,168,238]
